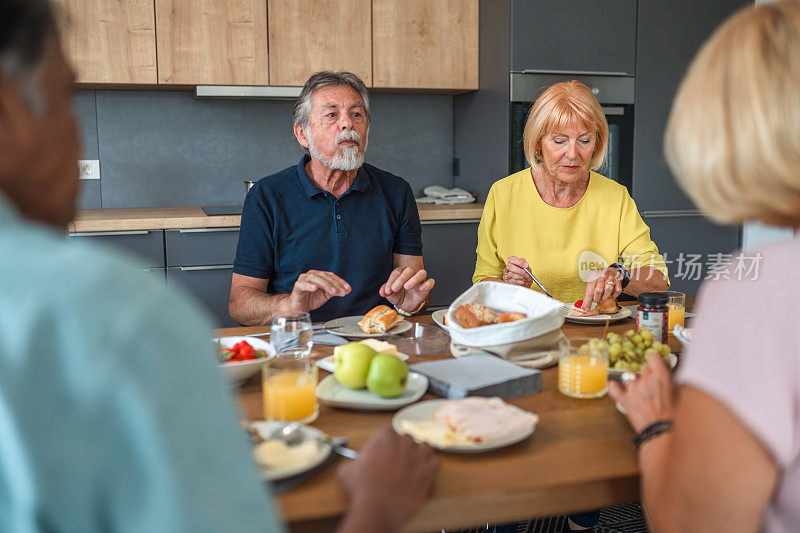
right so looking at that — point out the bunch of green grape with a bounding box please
[605,327,672,371]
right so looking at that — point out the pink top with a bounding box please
[676,238,800,533]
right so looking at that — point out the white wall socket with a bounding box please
[78,159,100,180]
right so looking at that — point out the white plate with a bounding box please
[563,304,633,324]
[214,336,275,385]
[431,309,448,331]
[608,352,678,379]
[323,315,412,338]
[249,421,332,481]
[392,399,535,453]
[316,372,428,411]
[316,352,410,373]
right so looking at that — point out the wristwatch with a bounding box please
[609,262,631,289]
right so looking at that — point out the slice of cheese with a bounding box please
[398,420,473,449]
[358,339,398,355]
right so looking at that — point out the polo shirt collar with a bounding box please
[296,155,370,198]
[350,167,370,193]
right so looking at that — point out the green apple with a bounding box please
[366,353,409,398]
[334,342,377,389]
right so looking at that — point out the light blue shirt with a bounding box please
[0,195,283,532]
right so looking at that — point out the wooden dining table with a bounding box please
[214,305,689,533]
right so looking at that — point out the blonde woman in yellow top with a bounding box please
[474,81,669,310]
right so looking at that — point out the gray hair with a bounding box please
[0,0,55,117]
[292,71,372,131]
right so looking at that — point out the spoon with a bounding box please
[270,421,303,445]
[269,422,359,459]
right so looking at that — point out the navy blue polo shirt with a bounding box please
[233,156,423,322]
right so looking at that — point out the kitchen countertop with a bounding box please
[69,202,484,232]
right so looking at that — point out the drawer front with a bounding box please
[69,230,165,268]
[166,265,236,328]
[165,228,240,267]
[137,267,166,285]
[421,220,480,307]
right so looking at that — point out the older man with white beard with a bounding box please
[229,71,434,324]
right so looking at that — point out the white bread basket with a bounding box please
[446,281,565,347]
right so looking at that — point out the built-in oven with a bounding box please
[509,70,635,192]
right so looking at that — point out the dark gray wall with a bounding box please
[74,90,454,209]
[453,0,511,202]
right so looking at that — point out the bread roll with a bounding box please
[596,298,619,314]
[498,312,526,322]
[358,305,402,334]
[454,303,500,328]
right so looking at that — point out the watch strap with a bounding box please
[610,262,631,289]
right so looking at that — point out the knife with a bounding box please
[521,265,556,300]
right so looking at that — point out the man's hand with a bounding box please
[287,270,351,315]
[337,428,438,532]
[379,267,435,314]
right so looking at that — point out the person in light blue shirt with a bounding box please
[0,1,437,532]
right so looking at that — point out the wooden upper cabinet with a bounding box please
[52,0,157,84]
[155,0,268,85]
[372,0,478,90]
[268,0,372,87]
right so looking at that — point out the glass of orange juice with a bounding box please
[558,337,609,399]
[262,357,318,423]
[666,291,686,333]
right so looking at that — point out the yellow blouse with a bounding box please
[473,169,669,302]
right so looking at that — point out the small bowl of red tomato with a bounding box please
[214,336,275,385]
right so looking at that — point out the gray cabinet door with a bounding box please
[644,215,741,296]
[165,228,239,267]
[164,228,241,327]
[511,0,636,74]
[68,230,165,268]
[421,221,480,307]
[166,266,237,328]
[633,0,750,211]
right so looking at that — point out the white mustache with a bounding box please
[336,130,362,146]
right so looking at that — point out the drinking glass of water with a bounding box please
[270,313,313,359]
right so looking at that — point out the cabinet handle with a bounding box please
[421,219,481,225]
[69,230,150,237]
[177,265,234,271]
[177,228,239,233]
[640,210,704,218]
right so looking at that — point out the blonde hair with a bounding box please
[522,81,609,172]
[665,0,800,226]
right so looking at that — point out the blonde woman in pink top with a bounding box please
[610,2,800,532]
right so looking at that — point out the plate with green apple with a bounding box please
[315,372,428,411]
[316,352,409,374]
[316,342,428,410]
